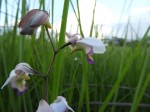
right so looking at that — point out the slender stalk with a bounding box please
[31,69,46,78]
[45,77,49,102]
[46,53,56,77]
[44,27,71,102]
[45,53,56,102]
[45,27,56,52]
[55,42,71,53]
[44,26,56,102]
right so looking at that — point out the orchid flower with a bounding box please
[65,32,107,64]
[18,9,51,35]
[36,96,74,112]
[1,63,35,95]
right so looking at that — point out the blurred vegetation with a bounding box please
[0,0,150,112]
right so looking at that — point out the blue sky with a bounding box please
[0,0,150,39]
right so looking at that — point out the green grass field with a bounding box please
[0,0,150,112]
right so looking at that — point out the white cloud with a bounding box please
[53,0,116,37]
[53,1,150,39]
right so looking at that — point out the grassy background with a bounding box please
[0,0,150,112]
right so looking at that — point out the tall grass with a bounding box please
[51,0,69,102]
[0,0,150,112]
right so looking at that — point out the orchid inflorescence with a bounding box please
[1,9,106,112]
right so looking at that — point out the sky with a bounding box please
[0,0,150,39]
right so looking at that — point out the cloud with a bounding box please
[53,0,116,37]
[53,0,150,39]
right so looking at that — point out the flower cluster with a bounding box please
[1,9,107,112]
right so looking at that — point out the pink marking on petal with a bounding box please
[86,47,94,64]
[18,9,40,28]
[87,54,94,64]
[30,10,49,27]
[20,26,38,35]
[17,87,28,96]
[12,85,28,95]
[88,47,94,55]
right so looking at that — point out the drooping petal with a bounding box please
[10,73,30,92]
[30,10,50,27]
[18,9,40,28]
[1,70,16,89]
[19,9,50,28]
[50,96,74,112]
[77,37,106,54]
[36,99,53,112]
[1,63,37,94]
[20,25,38,35]
[15,63,34,75]
[18,9,51,35]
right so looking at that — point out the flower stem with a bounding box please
[44,27,71,102]
[45,27,56,52]
[55,42,71,53]
[45,53,56,102]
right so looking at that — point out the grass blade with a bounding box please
[51,0,69,101]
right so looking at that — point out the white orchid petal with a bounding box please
[65,32,73,39]
[62,100,74,112]
[36,99,53,112]
[1,63,34,94]
[54,96,66,103]
[36,97,74,112]
[75,43,91,54]
[77,37,106,54]
[1,70,16,89]
[15,63,34,75]
[15,63,31,68]
[10,73,29,92]
[50,96,74,112]
[50,102,66,112]
[66,32,81,44]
